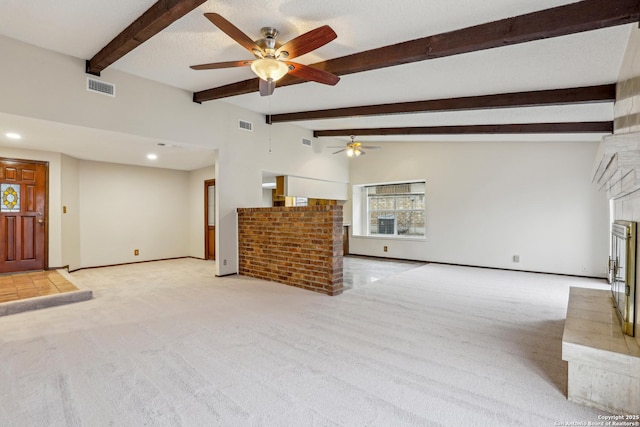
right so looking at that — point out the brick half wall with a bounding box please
[238,206,343,296]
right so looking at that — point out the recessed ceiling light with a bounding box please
[147,153,157,160]
[5,132,21,140]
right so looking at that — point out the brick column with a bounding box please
[238,205,343,296]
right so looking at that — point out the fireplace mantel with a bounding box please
[593,132,640,199]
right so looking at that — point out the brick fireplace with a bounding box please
[561,131,640,413]
[593,131,640,343]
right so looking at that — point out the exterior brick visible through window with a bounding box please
[366,182,425,237]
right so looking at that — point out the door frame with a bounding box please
[204,179,215,260]
[0,157,49,272]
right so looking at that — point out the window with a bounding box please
[1,183,20,212]
[353,181,426,238]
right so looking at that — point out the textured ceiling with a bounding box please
[0,0,631,168]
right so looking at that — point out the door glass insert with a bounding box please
[207,185,215,226]
[1,183,20,212]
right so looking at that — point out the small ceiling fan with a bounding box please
[330,136,381,157]
[190,13,340,96]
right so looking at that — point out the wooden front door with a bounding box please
[204,179,215,260]
[0,159,47,273]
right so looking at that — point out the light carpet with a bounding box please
[0,258,612,426]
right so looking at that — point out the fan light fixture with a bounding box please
[346,135,363,157]
[330,135,380,156]
[346,147,362,157]
[250,58,289,82]
[190,14,339,96]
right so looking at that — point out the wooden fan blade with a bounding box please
[276,25,337,60]
[285,62,340,85]
[190,60,253,70]
[204,13,263,55]
[259,78,275,96]
[360,146,381,150]
[332,149,346,154]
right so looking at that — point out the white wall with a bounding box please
[60,154,81,271]
[2,148,216,269]
[78,161,190,268]
[0,147,207,270]
[348,140,609,277]
[262,188,273,207]
[286,175,349,200]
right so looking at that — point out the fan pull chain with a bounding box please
[268,97,272,153]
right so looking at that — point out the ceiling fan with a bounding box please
[190,13,340,96]
[330,136,381,157]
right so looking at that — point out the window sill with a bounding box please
[351,234,426,242]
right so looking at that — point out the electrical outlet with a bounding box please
[513,255,520,262]
[384,246,388,252]
[134,249,139,256]
[223,259,227,266]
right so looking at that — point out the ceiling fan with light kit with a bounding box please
[330,136,381,157]
[190,13,340,96]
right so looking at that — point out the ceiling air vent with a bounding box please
[302,138,312,147]
[86,77,115,97]
[238,120,253,132]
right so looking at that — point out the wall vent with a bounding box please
[302,138,312,147]
[86,77,115,97]
[370,183,412,194]
[238,120,253,132]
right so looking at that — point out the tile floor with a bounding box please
[0,270,79,303]
[343,255,426,289]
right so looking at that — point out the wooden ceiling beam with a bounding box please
[86,0,207,76]
[268,84,616,123]
[312,122,613,137]
[193,0,640,102]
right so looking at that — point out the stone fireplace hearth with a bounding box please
[562,287,640,413]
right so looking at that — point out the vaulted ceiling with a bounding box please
[0,0,635,167]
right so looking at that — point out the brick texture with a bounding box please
[615,76,640,133]
[238,205,343,296]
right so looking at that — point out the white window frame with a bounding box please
[352,180,426,240]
